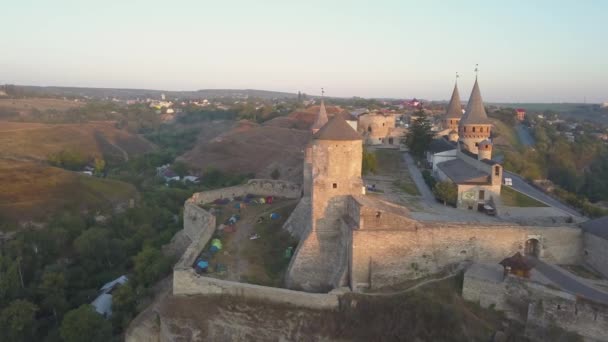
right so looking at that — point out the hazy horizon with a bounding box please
[2,0,607,102]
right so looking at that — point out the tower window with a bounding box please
[472,127,476,132]
[368,127,372,132]
[495,166,500,176]
[333,183,337,189]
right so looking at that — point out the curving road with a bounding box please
[529,258,608,305]
[514,124,535,147]
[503,171,581,217]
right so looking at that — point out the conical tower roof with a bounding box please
[445,83,463,119]
[461,78,491,125]
[311,100,329,133]
[314,113,361,141]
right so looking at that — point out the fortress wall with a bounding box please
[172,269,339,310]
[358,206,417,231]
[583,233,608,278]
[177,204,216,270]
[463,267,608,341]
[352,225,582,289]
[246,179,301,199]
[183,202,216,242]
[282,197,311,239]
[526,290,608,341]
[189,179,301,206]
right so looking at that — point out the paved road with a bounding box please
[503,171,581,217]
[514,124,535,147]
[402,152,434,203]
[529,258,608,305]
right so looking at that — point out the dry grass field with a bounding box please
[0,120,155,161]
[0,159,136,224]
[0,120,154,223]
[0,98,83,113]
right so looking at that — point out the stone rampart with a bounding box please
[189,179,301,206]
[183,202,216,242]
[282,196,311,239]
[462,264,608,341]
[583,232,608,278]
[172,269,339,310]
[352,224,581,289]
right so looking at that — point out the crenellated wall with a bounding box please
[188,179,301,206]
[583,232,608,278]
[282,197,311,239]
[462,264,608,341]
[352,224,582,290]
[173,268,340,309]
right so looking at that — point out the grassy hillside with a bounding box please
[0,160,136,225]
[0,98,83,113]
[490,118,519,158]
[0,120,153,223]
[0,121,155,162]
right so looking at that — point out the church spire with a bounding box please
[311,88,328,133]
[460,75,490,125]
[445,80,463,119]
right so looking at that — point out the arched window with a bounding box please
[494,166,500,176]
[472,127,476,132]
[368,126,372,132]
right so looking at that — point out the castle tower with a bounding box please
[311,114,363,234]
[311,100,329,134]
[303,100,330,196]
[442,82,463,132]
[458,78,492,154]
[477,139,493,160]
[287,114,363,291]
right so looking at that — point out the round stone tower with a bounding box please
[303,100,329,196]
[458,78,492,154]
[311,114,363,234]
[477,139,493,160]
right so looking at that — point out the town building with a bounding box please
[429,77,503,209]
[357,112,403,146]
[516,108,526,121]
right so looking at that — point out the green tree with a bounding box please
[93,157,106,174]
[133,246,172,287]
[171,161,189,178]
[74,228,124,270]
[111,283,136,331]
[362,150,378,174]
[433,181,458,206]
[39,270,68,323]
[0,257,23,306]
[403,110,434,158]
[0,299,38,342]
[60,305,112,342]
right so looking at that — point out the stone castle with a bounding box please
[285,90,584,292]
[156,86,608,341]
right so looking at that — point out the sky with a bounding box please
[1,0,607,102]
